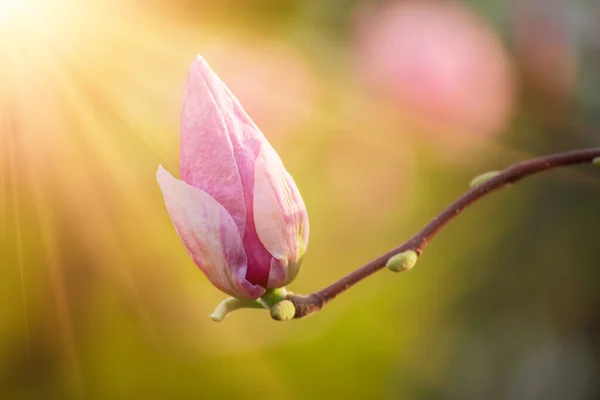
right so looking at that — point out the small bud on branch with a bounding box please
[281,147,600,320]
[386,251,418,272]
[270,300,296,321]
[470,171,501,188]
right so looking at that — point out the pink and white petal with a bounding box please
[180,57,248,235]
[193,55,262,139]
[192,56,266,226]
[253,145,309,285]
[267,258,286,289]
[283,170,310,251]
[157,165,265,299]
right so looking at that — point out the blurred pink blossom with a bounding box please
[354,0,516,141]
[157,56,309,299]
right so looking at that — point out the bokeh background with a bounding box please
[1,0,600,398]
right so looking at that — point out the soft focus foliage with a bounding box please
[1,0,599,399]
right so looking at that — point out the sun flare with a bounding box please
[0,0,37,26]
[0,1,200,395]
[0,0,32,14]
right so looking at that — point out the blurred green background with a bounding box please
[1,0,599,398]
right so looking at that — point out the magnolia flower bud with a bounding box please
[157,56,309,300]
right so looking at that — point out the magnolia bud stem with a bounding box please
[281,147,600,320]
[260,287,289,308]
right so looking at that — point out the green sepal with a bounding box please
[210,297,266,322]
[260,287,289,308]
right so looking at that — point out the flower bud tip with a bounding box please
[593,157,600,167]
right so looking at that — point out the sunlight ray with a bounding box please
[7,117,31,363]
[5,28,87,400]
[25,161,87,399]
[28,41,168,349]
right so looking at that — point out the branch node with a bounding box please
[286,294,324,319]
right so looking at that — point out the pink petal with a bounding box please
[240,214,273,288]
[267,258,287,289]
[253,146,309,287]
[180,56,251,236]
[189,56,282,288]
[157,165,265,299]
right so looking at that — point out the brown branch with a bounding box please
[285,148,600,319]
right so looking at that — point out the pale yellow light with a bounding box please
[0,0,35,22]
